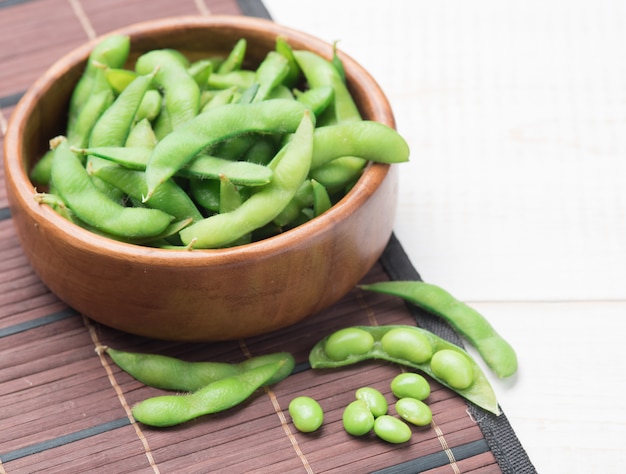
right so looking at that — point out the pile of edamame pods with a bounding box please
[31,34,410,249]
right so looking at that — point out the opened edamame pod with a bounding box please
[309,325,501,415]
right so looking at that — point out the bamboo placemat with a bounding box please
[0,0,536,472]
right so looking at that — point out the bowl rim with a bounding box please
[4,15,395,266]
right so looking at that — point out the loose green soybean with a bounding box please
[395,398,432,427]
[355,387,388,418]
[342,400,375,436]
[105,347,294,392]
[309,325,501,415]
[288,396,324,433]
[132,360,284,427]
[359,281,518,379]
[390,373,431,401]
[373,415,412,444]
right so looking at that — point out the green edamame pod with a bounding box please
[310,121,410,168]
[293,49,361,125]
[50,138,172,239]
[294,85,334,118]
[310,156,366,193]
[88,69,157,148]
[179,110,314,248]
[135,49,200,130]
[74,146,273,186]
[67,34,130,133]
[132,360,284,427]
[253,51,289,102]
[105,347,294,392]
[189,178,220,213]
[359,281,518,379]
[275,36,300,88]
[188,58,213,89]
[143,99,309,200]
[125,118,158,149]
[104,67,137,93]
[67,89,114,149]
[309,325,501,415]
[218,38,247,74]
[91,166,203,223]
[219,174,243,214]
[207,70,256,91]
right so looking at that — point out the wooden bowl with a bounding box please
[3,16,400,341]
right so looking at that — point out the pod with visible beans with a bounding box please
[309,325,500,415]
[359,281,518,379]
[288,396,324,433]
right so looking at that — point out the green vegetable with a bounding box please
[288,396,324,433]
[105,347,294,392]
[355,387,388,418]
[359,281,518,378]
[373,415,412,444]
[309,325,501,415]
[342,400,375,436]
[395,398,432,427]
[132,360,284,427]
[390,373,431,401]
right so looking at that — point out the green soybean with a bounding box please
[288,396,324,433]
[309,325,500,415]
[132,360,284,427]
[381,327,433,364]
[106,347,294,392]
[342,400,375,436]
[430,349,474,390]
[323,327,375,362]
[88,70,156,148]
[373,415,412,444]
[395,398,432,427]
[390,373,431,401]
[359,281,518,378]
[355,387,388,418]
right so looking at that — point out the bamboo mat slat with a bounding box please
[0,0,535,472]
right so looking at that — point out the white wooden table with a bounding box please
[264,1,626,472]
